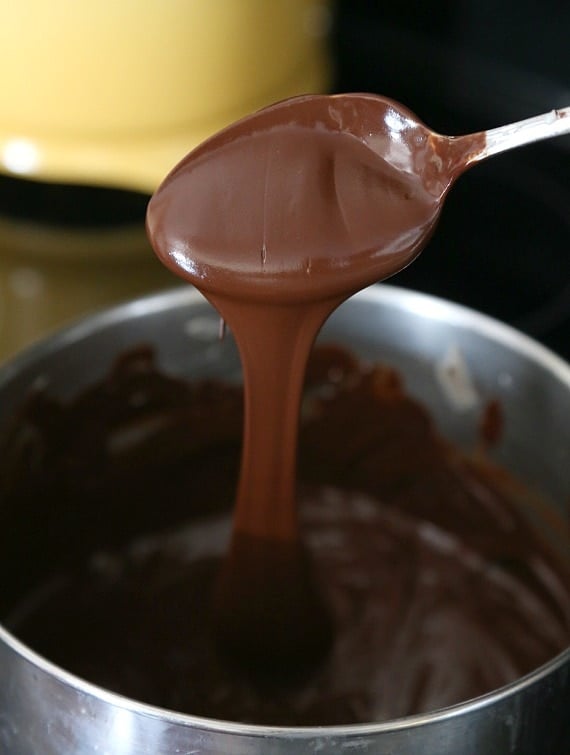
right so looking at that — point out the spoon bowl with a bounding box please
[147,95,569,304]
[147,94,442,304]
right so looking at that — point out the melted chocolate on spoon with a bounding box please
[146,93,486,675]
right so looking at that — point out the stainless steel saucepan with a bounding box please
[0,284,568,754]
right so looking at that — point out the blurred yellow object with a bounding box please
[0,213,175,360]
[0,0,330,193]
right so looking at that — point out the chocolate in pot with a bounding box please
[1,345,568,726]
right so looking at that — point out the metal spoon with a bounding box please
[467,105,570,160]
[148,95,570,307]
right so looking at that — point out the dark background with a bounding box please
[331,0,570,358]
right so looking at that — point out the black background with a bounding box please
[331,0,570,357]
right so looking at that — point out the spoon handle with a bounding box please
[477,106,570,160]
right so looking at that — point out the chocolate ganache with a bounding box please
[146,94,482,674]
[146,93,567,690]
[1,345,568,724]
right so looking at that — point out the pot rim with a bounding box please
[1,283,569,388]
[1,282,568,737]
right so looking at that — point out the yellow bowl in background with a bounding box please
[0,0,330,193]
